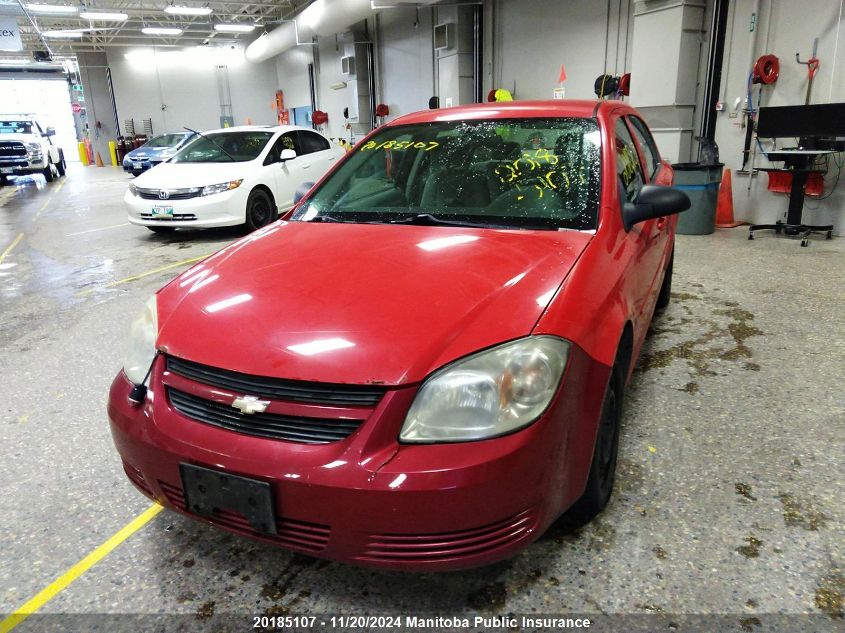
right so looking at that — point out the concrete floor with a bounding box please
[1,165,843,631]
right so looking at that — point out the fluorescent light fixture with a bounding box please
[25,3,77,13]
[141,26,183,35]
[79,11,128,20]
[213,23,255,33]
[164,5,212,15]
[41,29,85,38]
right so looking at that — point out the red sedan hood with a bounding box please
[157,222,592,386]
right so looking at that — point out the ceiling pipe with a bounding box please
[245,0,374,63]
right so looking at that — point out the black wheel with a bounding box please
[563,361,624,527]
[826,231,833,240]
[147,226,176,235]
[0,175,8,187]
[801,239,808,247]
[245,189,275,231]
[655,246,673,311]
[748,232,754,240]
[42,160,54,183]
[57,152,66,176]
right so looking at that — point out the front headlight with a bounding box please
[201,179,243,196]
[25,142,42,154]
[123,295,158,384]
[400,336,571,443]
[128,183,139,196]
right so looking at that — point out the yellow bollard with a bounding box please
[108,141,118,167]
[78,141,89,166]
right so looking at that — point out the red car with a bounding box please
[109,100,689,571]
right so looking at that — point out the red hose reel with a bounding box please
[753,54,780,85]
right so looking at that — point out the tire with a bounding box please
[655,246,674,311]
[42,160,54,183]
[147,226,176,235]
[57,152,66,177]
[245,188,275,232]
[0,175,8,187]
[562,359,624,527]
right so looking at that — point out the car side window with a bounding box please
[264,133,297,165]
[628,116,661,179]
[295,131,330,155]
[615,119,645,203]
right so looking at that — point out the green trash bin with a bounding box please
[671,163,723,235]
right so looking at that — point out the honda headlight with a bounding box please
[123,295,158,385]
[201,179,243,196]
[400,336,571,443]
[128,183,139,196]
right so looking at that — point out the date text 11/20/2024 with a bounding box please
[252,615,593,629]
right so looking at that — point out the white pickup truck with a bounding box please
[0,115,66,185]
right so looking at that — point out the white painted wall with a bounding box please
[493,0,634,100]
[715,0,845,234]
[107,46,278,135]
[275,46,314,110]
[377,6,434,121]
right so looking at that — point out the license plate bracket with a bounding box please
[180,463,276,535]
[151,205,173,217]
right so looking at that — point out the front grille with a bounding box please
[0,142,26,158]
[166,355,386,407]
[139,213,197,221]
[359,509,536,563]
[159,480,331,552]
[168,388,364,444]
[137,187,201,200]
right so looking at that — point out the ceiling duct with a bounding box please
[245,0,374,64]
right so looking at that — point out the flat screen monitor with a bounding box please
[756,103,845,139]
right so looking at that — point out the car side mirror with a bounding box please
[621,182,690,231]
[44,126,56,137]
[280,148,297,161]
[293,181,316,204]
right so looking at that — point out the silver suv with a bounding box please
[0,115,66,185]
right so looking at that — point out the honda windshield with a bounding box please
[293,118,601,231]
[171,131,273,163]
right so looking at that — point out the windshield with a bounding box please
[293,118,601,230]
[0,120,34,135]
[144,133,188,148]
[171,131,273,163]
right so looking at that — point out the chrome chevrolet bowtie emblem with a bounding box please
[158,189,170,200]
[231,395,270,415]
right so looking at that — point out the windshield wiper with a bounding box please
[386,213,494,228]
[184,126,235,162]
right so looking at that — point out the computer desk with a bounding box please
[748,149,835,247]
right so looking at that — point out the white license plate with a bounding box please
[132,162,142,169]
[0,167,15,174]
[152,205,174,217]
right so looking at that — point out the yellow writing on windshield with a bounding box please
[360,140,440,152]
[495,149,585,200]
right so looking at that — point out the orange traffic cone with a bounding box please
[95,152,104,167]
[715,168,742,228]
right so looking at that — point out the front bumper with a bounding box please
[0,155,48,176]
[124,187,247,228]
[108,346,609,571]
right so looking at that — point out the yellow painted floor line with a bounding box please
[66,222,130,237]
[0,233,24,265]
[0,503,163,633]
[33,178,66,221]
[75,254,208,296]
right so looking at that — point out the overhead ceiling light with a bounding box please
[79,11,128,20]
[213,23,255,33]
[25,3,78,13]
[141,26,184,35]
[164,5,212,15]
[41,29,85,38]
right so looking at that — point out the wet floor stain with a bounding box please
[635,602,664,613]
[195,600,215,620]
[586,521,616,552]
[637,292,763,377]
[745,598,758,608]
[467,581,507,610]
[815,572,845,619]
[777,492,829,531]
[652,545,669,560]
[679,381,699,394]
[735,482,757,501]
[736,535,763,558]
[739,616,762,631]
[615,458,645,494]
[744,362,761,371]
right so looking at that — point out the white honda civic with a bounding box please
[124,125,344,233]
